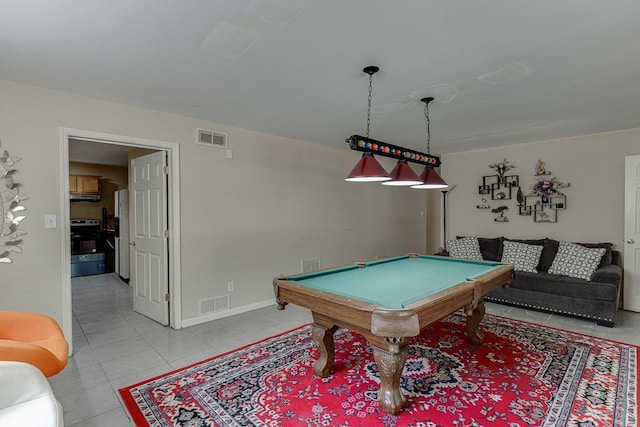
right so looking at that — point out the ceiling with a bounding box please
[2,1,640,156]
[68,139,131,166]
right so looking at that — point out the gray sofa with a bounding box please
[462,237,622,327]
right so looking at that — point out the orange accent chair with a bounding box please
[0,311,69,377]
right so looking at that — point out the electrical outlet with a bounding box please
[227,281,234,292]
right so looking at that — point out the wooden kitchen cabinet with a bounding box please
[69,175,101,194]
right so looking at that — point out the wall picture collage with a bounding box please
[477,158,569,223]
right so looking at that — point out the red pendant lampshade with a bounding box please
[381,159,423,186]
[411,165,448,189]
[345,152,391,182]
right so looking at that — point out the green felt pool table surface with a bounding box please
[285,254,503,309]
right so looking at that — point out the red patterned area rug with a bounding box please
[119,313,638,426]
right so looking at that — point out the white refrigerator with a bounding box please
[114,189,130,281]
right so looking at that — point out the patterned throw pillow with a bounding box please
[446,237,483,260]
[548,241,606,281]
[500,240,543,272]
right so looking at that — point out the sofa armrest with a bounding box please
[591,264,622,286]
[433,250,449,257]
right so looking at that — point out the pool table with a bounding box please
[273,254,513,414]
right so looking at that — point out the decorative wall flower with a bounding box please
[529,177,567,196]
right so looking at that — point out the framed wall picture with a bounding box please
[534,209,557,223]
[482,175,500,187]
[504,175,519,188]
[480,174,519,200]
[525,195,544,210]
[518,205,533,216]
[549,195,566,209]
[491,185,511,200]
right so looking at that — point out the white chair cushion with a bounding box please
[0,361,63,427]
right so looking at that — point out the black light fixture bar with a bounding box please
[345,135,441,167]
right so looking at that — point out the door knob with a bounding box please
[129,241,136,246]
[627,239,635,244]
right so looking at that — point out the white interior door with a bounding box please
[131,151,169,324]
[624,155,640,312]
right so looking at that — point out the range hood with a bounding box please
[70,193,101,202]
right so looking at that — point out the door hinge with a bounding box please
[164,229,170,238]
[165,293,170,302]
[163,165,169,174]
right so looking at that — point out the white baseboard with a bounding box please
[180,298,277,328]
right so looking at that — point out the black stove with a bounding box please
[70,219,106,277]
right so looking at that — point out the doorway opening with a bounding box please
[60,128,182,353]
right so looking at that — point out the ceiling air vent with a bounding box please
[197,128,228,148]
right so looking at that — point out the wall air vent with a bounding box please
[200,298,215,314]
[301,257,320,273]
[197,128,228,148]
[214,295,229,312]
[199,295,229,314]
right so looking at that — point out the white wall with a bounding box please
[0,79,427,332]
[430,128,640,253]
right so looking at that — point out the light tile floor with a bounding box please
[51,273,640,426]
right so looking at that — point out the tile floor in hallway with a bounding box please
[51,273,640,426]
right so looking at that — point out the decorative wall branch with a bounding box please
[0,139,27,263]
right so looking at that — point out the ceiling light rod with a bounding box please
[345,135,441,167]
[411,96,448,189]
[363,65,378,141]
[345,65,392,182]
[421,96,434,154]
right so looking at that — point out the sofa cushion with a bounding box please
[478,237,503,261]
[508,271,618,301]
[539,239,560,272]
[446,237,483,260]
[501,241,543,272]
[548,241,606,281]
[456,236,502,261]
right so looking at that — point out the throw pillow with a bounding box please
[446,237,483,260]
[548,241,606,281]
[499,238,545,264]
[577,242,613,268]
[500,240,543,272]
[456,236,503,260]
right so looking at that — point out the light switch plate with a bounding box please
[44,214,57,229]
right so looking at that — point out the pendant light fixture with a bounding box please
[411,97,448,189]
[381,159,423,186]
[345,66,391,182]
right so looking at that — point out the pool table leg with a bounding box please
[466,300,486,345]
[372,341,408,415]
[311,323,339,377]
